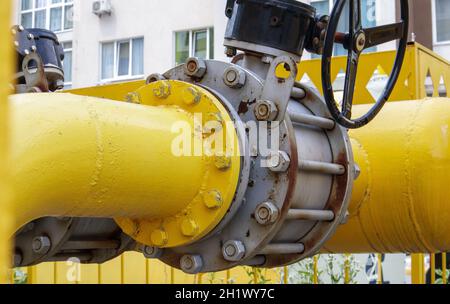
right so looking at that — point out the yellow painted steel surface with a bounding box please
[116,81,241,248]
[9,90,240,250]
[0,1,13,283]
[324,98,450,254]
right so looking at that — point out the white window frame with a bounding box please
[173,27,214,66]
[19,0,74,33]
[432,0,450,46]
[61,41,72,86]
[100,37,145,83]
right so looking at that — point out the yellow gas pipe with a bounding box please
[0,0,13,283]
[8,81,241,249]
[325,98,450,254]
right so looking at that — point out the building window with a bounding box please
[310,0,376,56]
[175,28,214,66]
[20,0,74,32]
[62,41,72,85]
[433,0,450,43]
[101,38,144,81]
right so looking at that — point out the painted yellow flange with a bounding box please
[115,80,241,248]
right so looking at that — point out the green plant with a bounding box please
[244,267,271,284]
[288,257,322,284]
[13,269,28,284]
[435,269,450,284]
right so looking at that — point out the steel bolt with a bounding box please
[32,236,51,255]
[223,67,246,88]
[180,255,203,274]
[267,151,291,173]
[214,155,232,170]
[143,246,164,259]
[222,240,246,262]
[152,81,171,99]
[27,33,34,40]
[18,25,24,32]
[182,86,202,105]
[254,100,278,121]
[181,219,199,237]
[146,73,166,84]
[184,57,207,78]
[203,190,223,209]
[225,46,237,58]
[255,202,280,225]
[151,229,168,246]
[31,45,37,52]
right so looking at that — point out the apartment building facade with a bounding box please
[12,0,450,89]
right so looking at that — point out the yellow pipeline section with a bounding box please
[0,0,13,283]
[9,84,240,248]
[325,98,450,253]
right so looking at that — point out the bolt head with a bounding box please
[184,57,207,78]
[222,240,246,262]
[203,190,223,209]
[214,155,232,170]
[182,86,202,106]
[225,47,237,58]
[146,73,166,84]
[180,255,203,274]
[32,236,51,255]
[152,81,171,99]
[255,202,280,225]
[223,67,246,88]
[254,100,278,121]
[181,219,199,237]
[143,246,164,259]
[267,151,291,173]
[151,229,168,247]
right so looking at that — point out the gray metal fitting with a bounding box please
[180,255,203,274]
[143,246,164,259]
[223,67,246,88]
[32,236,51,255]
[222,240,246,262]
[254,100,279,121]
[267,151,291,173]
[184,57,207,79]
[255,202,280,225]
[146,73,166,84]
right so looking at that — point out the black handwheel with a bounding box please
[322,0,409,129]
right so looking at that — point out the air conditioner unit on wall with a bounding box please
[92,0,112,17]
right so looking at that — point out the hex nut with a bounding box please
[223,67,246,88]
[32,236,51,255]
[222,240,246,262]
[214,155,232,170]
[254,100,279,121]
[354,164,361,180]
[143,246,164,259]
[267,151,291,173]
[255,202,280,225]
[181,219,199,237]
[203,190,223,209]
[146,73,166,84]
[180,255,203,274]
[151,229,169,246]
[184,57,207,78]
